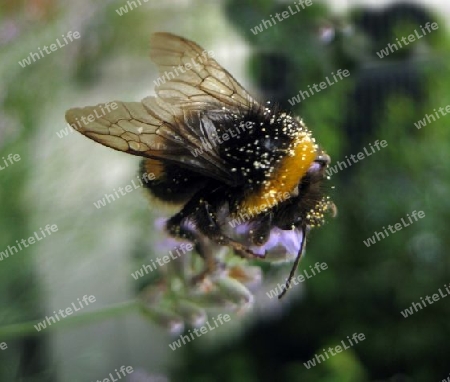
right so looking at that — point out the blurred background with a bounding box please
[1,0,450,381]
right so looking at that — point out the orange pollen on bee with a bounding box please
[240,133,317,214]
[143,158,165,179]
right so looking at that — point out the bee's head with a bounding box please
[289,150,330,197]
[308,151,331,176]
[302,150,335,226]
[275,149,334,229]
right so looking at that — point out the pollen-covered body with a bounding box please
[65,32,334,298]
[138,102,321,224]
[135,100,330,260]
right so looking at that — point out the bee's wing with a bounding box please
[65,98,234,184]
[149,32,257,110]
[65,33,256,185]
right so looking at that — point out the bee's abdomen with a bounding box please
[139,159,207,205]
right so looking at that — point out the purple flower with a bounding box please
[251,227,304,261]
[232,223,304,260]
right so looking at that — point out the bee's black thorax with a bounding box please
[205,103,301,186]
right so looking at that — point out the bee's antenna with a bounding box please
[278,226,307,299]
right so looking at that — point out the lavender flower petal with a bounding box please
[249,227,303,259]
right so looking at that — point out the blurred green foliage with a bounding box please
[173,2,450,382]
[2,1,450,381]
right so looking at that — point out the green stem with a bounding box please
[0,300,140,340]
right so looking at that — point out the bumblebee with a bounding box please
[65,32,334,298]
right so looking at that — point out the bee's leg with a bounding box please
[166,217,216,273]
[227,213,273,260]
[200,202,266,260]
[165,196,262,282]
[165,198,223,284]
[248,213,273,246]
